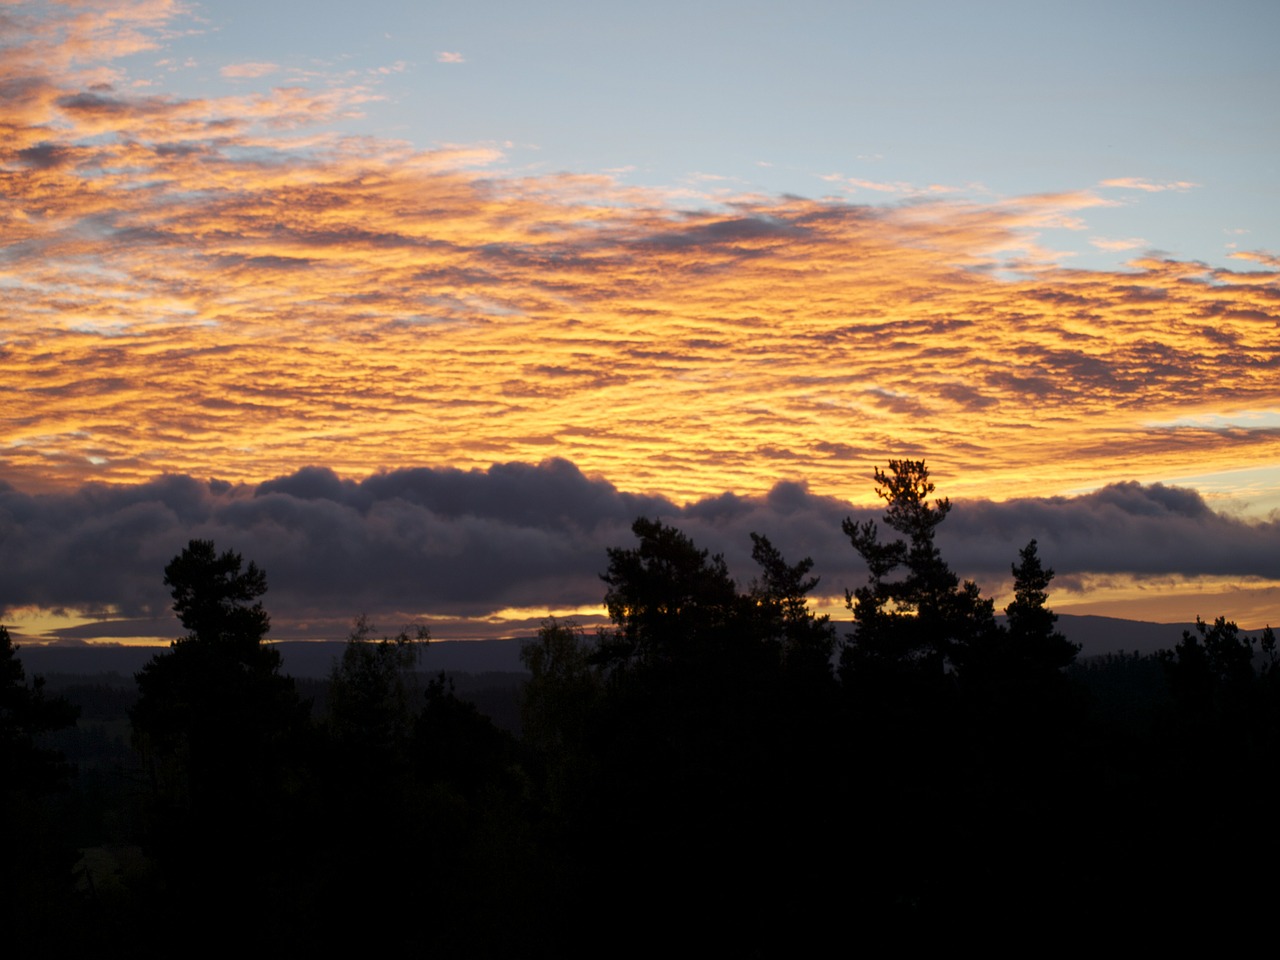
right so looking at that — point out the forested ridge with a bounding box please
[3,461,1278,954]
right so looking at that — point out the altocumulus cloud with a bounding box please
[3,0,1278,509]
[1,460,1276,637]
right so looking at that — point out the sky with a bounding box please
[2,0,1278,644]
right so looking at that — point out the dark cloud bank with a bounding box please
[1,459,1276,637]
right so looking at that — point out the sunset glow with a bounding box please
[3,1,1278,639]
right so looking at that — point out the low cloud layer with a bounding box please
[2,460,1276,638]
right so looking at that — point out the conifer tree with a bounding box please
[841,460,993,680]
[131,540,306,903]
[1,625,78,793]
[1005,538,1079,674]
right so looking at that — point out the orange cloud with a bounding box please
[1230,249,1280,268]
[220,62,281,79]
[1090,237,1148,252]
[2,1,1278,518]
[1100,177,1199,193]
[820,174,959,196]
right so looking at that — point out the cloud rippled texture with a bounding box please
[2,4,1278,506]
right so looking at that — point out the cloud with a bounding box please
[1,0,1278,529]
[15,142,78,169]
[1100,177,1199,193]
[436,52,465,64]
[1090,237,1147,252]
[1230,250,1280,268]
[820,174,957,196]
[943,481,1271,570]
[220,62,281,79]
[0,463,1276,639]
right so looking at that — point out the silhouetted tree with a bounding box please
[130,540,306,910]
[841,459,994,682]
[411,671,537,954]
[416,673,513,799]
[588,518,847,949]
[1165,616,1259,700]
[748,532,836,678]
[1160,615,1277,749]
[520,618,601,786]
[955,539,1079,694]
[0,626,81,954]
[596,517,744,675]
[1,624,78,793]
[326,615,427,762]
[1137,615,1280,919]
[835,461,1000,923]
[1006,540,1078,668]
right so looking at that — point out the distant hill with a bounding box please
[17,636,529,680]
[272,637,529,677]
[1053,614,1195,659]
[16,614,1271,681]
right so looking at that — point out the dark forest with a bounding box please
[4,461,1277,955]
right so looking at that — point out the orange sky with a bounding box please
[5,152,1278,507]
[2,2,1278,637]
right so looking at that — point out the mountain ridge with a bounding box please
[15,613,1269,679]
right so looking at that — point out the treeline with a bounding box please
[3,460,1278,953]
